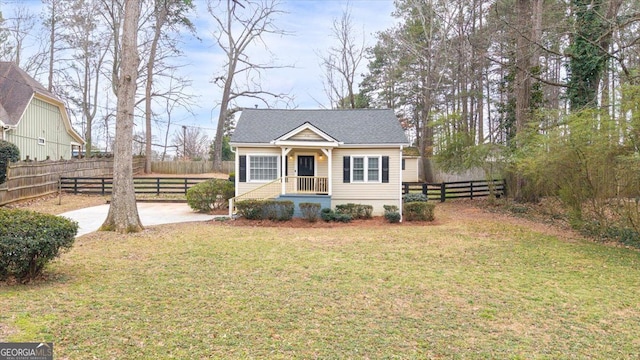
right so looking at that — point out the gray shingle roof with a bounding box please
[231,108,408,145]
[0,61,59,126]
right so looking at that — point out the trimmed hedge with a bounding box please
[0,140,19,184]
[299,202,321,222]
[186,179,235,212]
[403,193,428,203]
[335,203,373,219]
[235,200,294,221]
[404,202,435,221]
[0,208,78,282]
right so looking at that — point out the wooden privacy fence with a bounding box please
[402,179,506,202]
[151,161,234,174]
[0,158,145,206]
[60,177,210,196]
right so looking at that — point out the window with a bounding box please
[352,157,364,181]
[351,156,381,183]
[368,157,379,181]
[38,137,46,146]
[249,155,278,181]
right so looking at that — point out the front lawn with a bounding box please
[1,203,639,358]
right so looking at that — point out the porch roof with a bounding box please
[231,108,408,146]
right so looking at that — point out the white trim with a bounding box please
[274,122,339,143]
[349,155,382,183]
[230,142,407,148]
[399,147,404,222]
[271,140,340,148]
[247,154,280,183]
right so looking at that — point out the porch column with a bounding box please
[322,148,332,196]
[281,147,286,195]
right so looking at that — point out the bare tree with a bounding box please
[0,5,36,66]
[207,0,291,172]
[318,5,365,109]
[100,0,143,233]
[142,0,194,173]
[172,125,210,160]
[60,0,112,156]
[159,71,197,161]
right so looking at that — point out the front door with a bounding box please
[297,156,315,192]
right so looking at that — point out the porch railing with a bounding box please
[285,176,328,194]
[228,178,282,216]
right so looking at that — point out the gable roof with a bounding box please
[0,61,60,126]
[231,108,408,145]
[0,62,84,144]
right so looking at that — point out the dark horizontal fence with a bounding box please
[60,177,210,196]
[402,179,506,202]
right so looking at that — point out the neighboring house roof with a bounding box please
[231,108,409,145]
[0,61,58,126]
[0,61,84,144]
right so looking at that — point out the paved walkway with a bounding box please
[60,203,221,237]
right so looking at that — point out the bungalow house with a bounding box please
[229,108,409,217]
[0,62,84,160]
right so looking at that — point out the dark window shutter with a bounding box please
[239,155,247,182]
[382,156,389,183]
[402,158,405,170]
[343,156,350,183]
[284,156,288,176]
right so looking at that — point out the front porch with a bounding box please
[229,175,331,216]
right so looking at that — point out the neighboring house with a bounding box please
[402,147,421,183]
[229,108,409,217]
[0,62,84,160]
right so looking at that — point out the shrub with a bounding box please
[321,207,334,222]
[384,211,401,223]
[383,204,401,223]
[299,202,322,222]
[335,203,373,219]
[403,193,428,203]
[320,208,352,223]
[0,208,78,282]
[186,179,235,212]
[235,199,263,220]
[235,200,294,221]
[404,202,435,221]
[383,205,399,213]
[0,140,19,184]
[262,200,294,221]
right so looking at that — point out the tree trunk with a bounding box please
[100,0,143,233]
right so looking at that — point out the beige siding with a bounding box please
[235,147,282,195]
[6,98,77,161]
[331,148,403,215]
[289,129,324,141]
[402,157,420,182]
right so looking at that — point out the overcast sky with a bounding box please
[183,0,397,135]
[2,0,397,146]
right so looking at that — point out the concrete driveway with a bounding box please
[60,203,220,237]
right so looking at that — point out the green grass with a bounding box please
[2,210,640,359]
